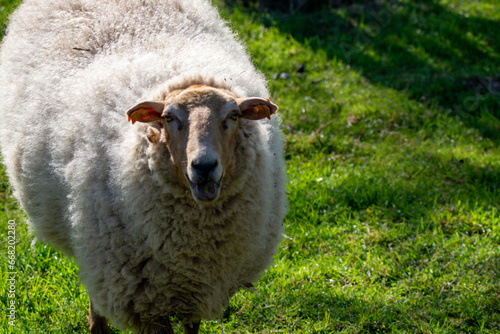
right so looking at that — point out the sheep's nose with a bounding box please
[191,159,218,179]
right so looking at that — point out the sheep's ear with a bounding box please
[236,97,278,120]
[127,101,165,124]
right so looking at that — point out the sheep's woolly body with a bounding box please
[0,0,286,331]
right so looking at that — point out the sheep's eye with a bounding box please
[163,114,183,130]
[230,110,240,121]
[223,110,241,130]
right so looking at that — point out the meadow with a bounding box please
[1,0,499,332]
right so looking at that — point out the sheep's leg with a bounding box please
[88,301,111,334]
[149,317,175,334]
[182,321,200,334]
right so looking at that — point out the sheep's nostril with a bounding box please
[187,159,222,202]
[191,159,218,178]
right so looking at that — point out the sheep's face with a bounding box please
[127,85,278,204]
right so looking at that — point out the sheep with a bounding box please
[0,0,287,333]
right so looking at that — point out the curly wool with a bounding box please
[0,0,286,331]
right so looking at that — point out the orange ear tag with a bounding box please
[128,108,160,124]
[241,105,276,120]
[253,105,272,120]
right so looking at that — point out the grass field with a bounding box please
[1,0,499,333]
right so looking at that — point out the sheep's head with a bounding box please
[127,85,278,204]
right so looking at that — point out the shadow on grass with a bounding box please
[257,0,500,142]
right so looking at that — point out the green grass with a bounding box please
[1,0,499,333]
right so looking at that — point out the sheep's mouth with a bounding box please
[186,175,223,203]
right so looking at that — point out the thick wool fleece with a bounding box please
[0,0,286,332]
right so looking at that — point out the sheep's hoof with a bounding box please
[182,321,200,334]
[88,301,111,334]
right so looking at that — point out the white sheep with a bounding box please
[0,0,287,333]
